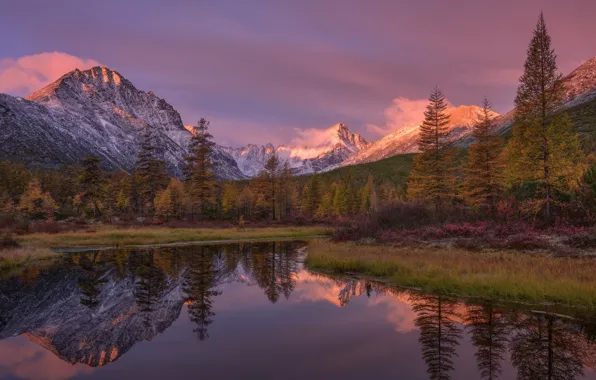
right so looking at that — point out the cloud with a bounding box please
[0,52,101,96]
[367,97,435,136]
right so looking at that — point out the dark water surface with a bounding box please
[1,241,596,380]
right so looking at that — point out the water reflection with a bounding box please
[0,241,596,380]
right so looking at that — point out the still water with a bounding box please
[1,241,596,380]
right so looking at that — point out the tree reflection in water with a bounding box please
[3,241,596,380]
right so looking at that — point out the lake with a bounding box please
[1,240,596,380]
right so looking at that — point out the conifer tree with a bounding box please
[316,182,337,218]
[221,183,240,217]
[360,175,379,213]
[17,178,57,219]
[463,98,504,217]
[263,154,280,220]
[506,12,585,219]
[184,118,217,219]
[135,127,169,214]
[78,156,104,217]
[300,175,321,216]
[238,186,254,219]
[279,161,297,219]
[407,87,456,217]
[155,178,188,220]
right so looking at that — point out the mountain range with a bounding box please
[1,58,596,179]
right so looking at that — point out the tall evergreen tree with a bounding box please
[407,87,456,217]
[78,156,104,217]
[279,161,297,219]
[412,293,462,380]
[506,12,584,220]
[135,127,169,214]
[300,175,321,216]
[465,302,509,380]
[510,314,584,380]
[184,118,217,219]
[263,154,280,220]
[463,98,504,217]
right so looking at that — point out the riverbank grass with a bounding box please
[306,239,596,307]
[0,247,55,270]
[16,226,330,249]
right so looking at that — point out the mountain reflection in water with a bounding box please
[1,241,596,380]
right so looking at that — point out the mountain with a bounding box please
[218,123,368,176]
[0,66,246,180]
[339,105,499,167]
[337,58,596,168]
[454,57,596,147]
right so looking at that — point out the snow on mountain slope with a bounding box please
[218,123,369,176]
[339,105,499,167]
[0,66,246,179]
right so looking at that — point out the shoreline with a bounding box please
[304,239,596,308]
[0,225,331,270]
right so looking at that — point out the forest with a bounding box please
[1,13,596,241]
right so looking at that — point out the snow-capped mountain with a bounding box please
[218,123,368,176]
[2,58,595,179]
[339,105,500,166]
[0,66,246,180]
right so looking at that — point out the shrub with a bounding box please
[0,233,19,249]
[335,202,432,241]
[566,233,596,249]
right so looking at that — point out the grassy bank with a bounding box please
[306,239,596,307]
[0,247,55,270]
[15,225,330,249]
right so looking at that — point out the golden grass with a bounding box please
[0,247,55,270]
[16,226,330,249]
[306,239,596,307]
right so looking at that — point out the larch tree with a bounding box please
[463,98,504,217]
[17,178,57,219]
[407,87,456,217]
[506,12,584,220]
[300,175,321,217]
[279,161,297,219]
[78,156,104,217]
[155,177,188,220]
[263,154,280,220]
[184,118,217,219]
[135,127,169,214]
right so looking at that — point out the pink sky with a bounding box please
[1,0,595,146]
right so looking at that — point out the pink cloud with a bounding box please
[0,52,101,96]
[367,97,454,136]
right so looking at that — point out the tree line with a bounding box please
[0,117,396,224]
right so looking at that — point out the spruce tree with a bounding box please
[506,12,585,220]
[463,98,504,217]
[407,87,456,217]
[135,127,169,214]
[184,118,217,219]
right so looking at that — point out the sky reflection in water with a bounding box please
[1,241,596,380]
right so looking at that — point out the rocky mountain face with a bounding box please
[338,105,500,167]
[0,66,246,179]
[219,123,369,176]
[2,59,594,179]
